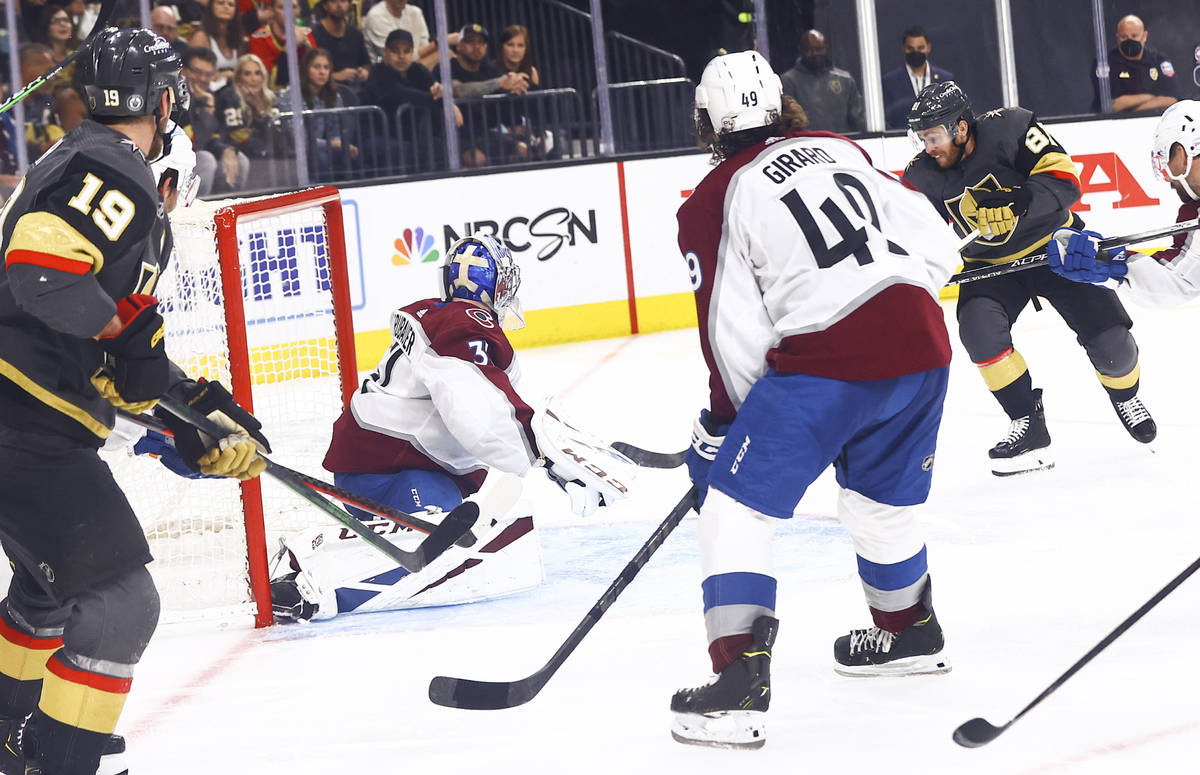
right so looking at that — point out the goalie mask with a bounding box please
[695,50,782,137]
[907,80,973,154]
[441,234,524,330]
[150,123,200,208]
[1151,99,1200,201]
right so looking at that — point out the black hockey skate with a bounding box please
[834,579,950,677]
[1111,395,1157,444]
[270,573,318,623]
[670,615,777,750]
[988,389,1053,476]
[0,716,127,775]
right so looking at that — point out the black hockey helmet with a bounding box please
[907,80,973,137]
[79,28,188,119]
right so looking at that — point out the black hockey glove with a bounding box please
[93,294,170,410]
[972,186,1032,239]
[158,379,272,480]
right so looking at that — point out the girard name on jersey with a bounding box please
[762,144,837,184]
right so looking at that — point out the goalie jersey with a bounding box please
[0,121,171,448]
[323,298,539,496]
[678,130,961,423]
[903,107,1082,265]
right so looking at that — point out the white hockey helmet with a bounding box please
[694,50,782,135]
[1151,99,1200,199]
[151,122,200,208]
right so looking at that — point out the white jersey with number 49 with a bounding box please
[677,131,962,420]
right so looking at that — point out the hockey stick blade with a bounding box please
[117,409,476,547]
[428,486,698,710]
[609,441,686,469]
[156,395,477,572]
[952,718,1008,748]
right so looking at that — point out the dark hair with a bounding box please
[37,4,81,51]
[901,26,928,43]
[184,46,218,69]
[497,25,534,76]
[200,0,246,58]
[301,47,338,107]
[695,94,809,164]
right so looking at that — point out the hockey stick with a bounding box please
[609,441,686,469]
[156,394,478,572]
[0,0,117,117]
[117,409,477,547]
[428,486,698,710]
[945,217,1200,286]
[953,553,1200,748]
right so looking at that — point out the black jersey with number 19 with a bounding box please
[0,120,171,447]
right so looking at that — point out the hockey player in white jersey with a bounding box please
[669,51,962,749]
[1048,100,1200,307]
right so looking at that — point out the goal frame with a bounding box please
[210,185,358,627]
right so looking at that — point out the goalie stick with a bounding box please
[953,553,1200,748]
[428,486,698,710]
[945,217,1200,286]
[156,394,477,573]
[117,409,477,547]
[0,0,117,117]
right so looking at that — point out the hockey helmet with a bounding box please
[1151,99,1200,199]
[695,50,782,136]
[80,28,188,119]
[441,234,524,330]
[907,80,973,151]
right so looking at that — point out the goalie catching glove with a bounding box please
[972,185,1031,238]
[157,379,271,480]
[92,294,170,412]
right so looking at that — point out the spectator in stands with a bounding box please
[182,46,250,195]
[215,53,289,187]
[495,24,549,162]
[249,0,317,90]
[151,6,190,59]
[362,0,435,66]
[36,4,80,70]
[452,24,529,98]
[51,82,85,133]
[312,0,370,87]
[881,26,953,130]
[188,0,247,92]
[18,44,64,162]
[68,0,100,38]
[279,48,359,181]
[362,28,459,173]
[779,28,865,134]
[239,0,272,40]
[497,24,540,89]
[1092,14,1179,113]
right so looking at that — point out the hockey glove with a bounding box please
[542,460,607,518]
[973,186,1032,239]
[159,379,271,480]
[133,429,219,480]
[685,409,730,508]
[93,294,170,408]
[1047,227,1128,286]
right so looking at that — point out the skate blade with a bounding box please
[833,653,952,678]
[990,448,1053,477]
[671,710,765,749]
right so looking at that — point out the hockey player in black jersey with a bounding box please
[0,28,269,775]
[903,81,1155,476]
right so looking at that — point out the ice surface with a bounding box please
[118,297,1200,773]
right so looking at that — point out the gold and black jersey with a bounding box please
[0,120,171,447]
[903,107,1082,265]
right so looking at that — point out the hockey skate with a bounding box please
[1111,395,1157,444]
[988,389,1053,476]
[670,615,776,750]
[0,716,127,775]
[834,579,950,677]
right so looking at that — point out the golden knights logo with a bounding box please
[943,173,1018,247]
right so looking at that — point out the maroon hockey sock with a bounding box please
[708,633,754,673]
[870,601,925,634]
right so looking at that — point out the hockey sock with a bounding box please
[0,605,61,717]
[32,651,131,773]
[869,601,925,634]
[1098,371,1139,404]
[708,633,754,674]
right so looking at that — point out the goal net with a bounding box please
[103,187,358,627]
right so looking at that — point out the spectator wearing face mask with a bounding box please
[1092,14,1178,114]
[778,28,864,134]
[881,26,954,130]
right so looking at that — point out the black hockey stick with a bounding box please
[953,553,1200,748]
[117,409,477,547]
[428,486,698,710]
[946,217,1200,286]
[156,394,478,572]
[609,441,686,469]
[0,0,118,117]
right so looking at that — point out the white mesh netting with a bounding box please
[102,192,351,623]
